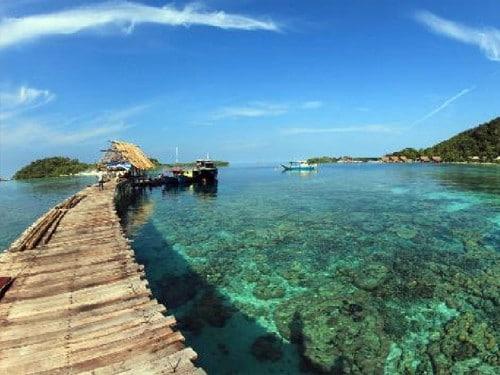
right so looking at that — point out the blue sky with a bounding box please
[0,0,499,176]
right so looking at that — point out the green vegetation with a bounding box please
[307,156,379,163]
[149,157,162,166]
[350,157,379,162]
[13,157,93,180]
[391,117,500,162]
[163,160,230,167]
[391,148,421,160]
[307,156,337,164]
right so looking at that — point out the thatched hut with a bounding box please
[101,140,154,177]
[431,156,442,163]
[419,156,430,162]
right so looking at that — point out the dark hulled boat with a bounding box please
[193,159,218,184]
[171,159,218,185]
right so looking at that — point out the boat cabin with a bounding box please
[196,160,216,169]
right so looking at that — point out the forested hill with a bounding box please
[392,117,499,162]
[13,157,93,180]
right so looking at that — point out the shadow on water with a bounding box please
[117,184,319,375]
[288,312,343,375]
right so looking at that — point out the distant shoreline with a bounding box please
[4,160,498,182]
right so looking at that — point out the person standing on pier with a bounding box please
[97,171,105,191]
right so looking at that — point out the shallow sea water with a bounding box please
[2,166,497,373]
[0,176,94,251]
[122,164,499,374]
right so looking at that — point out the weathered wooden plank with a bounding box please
[0,181,202,374]
[0,300,170,347]
[0,293,153,327]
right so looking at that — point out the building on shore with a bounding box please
[431,156,442,163]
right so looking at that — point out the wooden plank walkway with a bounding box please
[0,181,205,374]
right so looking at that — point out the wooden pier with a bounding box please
[0,181,204,374]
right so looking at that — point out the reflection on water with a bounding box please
[122,164,499,374]
[163,182,218,199]
[281,169,319,178]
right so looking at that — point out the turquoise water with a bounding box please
[122,164,499,374]
[0,176,94,251]
[1,166,498,374]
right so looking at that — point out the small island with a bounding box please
[13,157,94,180]
[306,156,378,164]
[162,160,229,168]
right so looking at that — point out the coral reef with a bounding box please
[126,165,500,374]
[274,288,390,373]
[428,312,499,372]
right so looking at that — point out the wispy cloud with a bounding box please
[0,1,279,49]
[283,125,396,135]
[0,85,55,119]
[356,107,370,112]
[300,101,323,109]
[214,102,288,119]
[1,121,130,146]
[411,87,473,126]
[213,100,325,119]
[0,103,146,147]
[415,10,500,61]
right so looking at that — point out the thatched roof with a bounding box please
[101,141,154,170]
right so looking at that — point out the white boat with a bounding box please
[281,161,317,171]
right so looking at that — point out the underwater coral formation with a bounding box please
[125,165,500,374]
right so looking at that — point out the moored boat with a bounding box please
[193,159,218,184]
[281,161,317,171]
[171,159,218,185]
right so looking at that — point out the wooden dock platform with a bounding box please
[0,181,205,374]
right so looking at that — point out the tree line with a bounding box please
[391,117,499,162]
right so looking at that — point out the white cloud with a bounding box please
[283,125,396,135]
[411,87,473,126]
[300,101,323,109]
[0,1,279,49]
[214,102,288,119]
[0,85,55,118]
[415,10,500,61]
